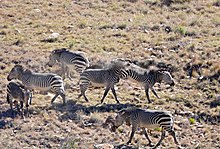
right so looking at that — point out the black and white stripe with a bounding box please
[124,64,175,103]
[7,65,66,105]
[48,48,89,80]
[112,108,179,148]
[78,59,129,103]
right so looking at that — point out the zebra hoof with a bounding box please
[148,101,153,104]
[126,141,131,145]
[148,143,154,147]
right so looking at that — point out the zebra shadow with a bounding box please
[0,99,18,120]
[0,108,15,129]
[53,100,139,122]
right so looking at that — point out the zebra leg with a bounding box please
[25,100,29,117]
[127,125,137,144]
[51,93,59,104]
[67,68,74,81]
[79,84,89,102]
[7,94,10,104]
[29,91,33,105]
[153,130,166,149]
[111,86,120,103]
[20,100,24,119]
[144,87,152,103]
[15,101,20,117]
[188,68,193,79]
[143,128,153,147]
[60,92,66,105]
[7,94,14,116]
[7,94,13,110]
[101,86,111,103]
[151,87,160,99]
[169,130,179,145]
[61,63,67,80]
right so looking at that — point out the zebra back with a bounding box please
[49,48,89,74]
[60,50,89,73]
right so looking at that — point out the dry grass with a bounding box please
[0,0,219,148]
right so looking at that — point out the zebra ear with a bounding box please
[117,109,126,115]
[14,64,23,71]
[158,68,167,73]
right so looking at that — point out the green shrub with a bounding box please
[189,117,196,124]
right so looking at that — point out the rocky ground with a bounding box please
[0,0,219,149]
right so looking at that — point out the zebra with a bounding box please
[7,65,66,105]
[124,63,175,103]
[78,59,129,103]
[48,48,89,80]
[105,108,180,149]
[7,81,31,118]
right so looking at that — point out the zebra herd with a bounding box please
[6,48,180,148]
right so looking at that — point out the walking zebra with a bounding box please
[48,48,89,80]
[124,63,175,103]
[78,59,129,103]
[106,108,179,149]
[7,65,66,105]
[7,81,31,118]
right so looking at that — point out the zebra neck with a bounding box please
[19,70,31,83]
[155,73,163,83]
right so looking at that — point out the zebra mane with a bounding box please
[108,58,130,69]
[118,107,138,114]
[14,64,33,74]
[128,63,149,74]
[14,64,24,72]
[52,48,68,55]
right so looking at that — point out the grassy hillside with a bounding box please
[0,0,219,148]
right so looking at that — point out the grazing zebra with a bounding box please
[106,108,179,149]
[78,59,129,103]
[7,65,66,105]
[124,63,175,103]
[7,81,31,118]
[48,48,89,80]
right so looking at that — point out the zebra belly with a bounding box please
[139,122,160,129]
[91,82,106,87]
[66,64,76,70]
[27,85,51,91]
[128,77,144,86]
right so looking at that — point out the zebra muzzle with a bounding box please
[110,125,118,132]
[170,82,175,86]
[7,76,12,81]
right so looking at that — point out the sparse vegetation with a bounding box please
[0,0,219,148]
[189,117,196,124]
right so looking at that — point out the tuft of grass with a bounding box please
[154,127,162,132]
[189,117,196,124]
[176,25,186,36]
[61,137,80,149]
[88,112,102,124]
[118,127,124,133]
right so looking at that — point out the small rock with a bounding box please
[42,33,60,42]
[33,9,41,13]
[94,143,114,149]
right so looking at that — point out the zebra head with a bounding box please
[160,71,175,86]
[48,48,66,66]
[111,109,131,131]
[7,65,24,81]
